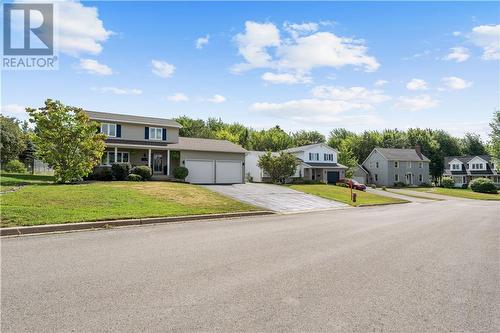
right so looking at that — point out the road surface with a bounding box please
[2,198,499,332]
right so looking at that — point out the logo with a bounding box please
[2,3,58,70]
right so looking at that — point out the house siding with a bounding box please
[98,121,179,143]
[363,150,388,186]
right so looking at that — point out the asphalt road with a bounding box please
[2,199,499,332]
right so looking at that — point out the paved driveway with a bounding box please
[2,199,498,332]
[205,183,348,213]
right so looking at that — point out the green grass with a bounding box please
[0,181,259,227]
[289,184,408,207]
[386,189,443,201]
[0,173,54,191]
[409,187,500,200]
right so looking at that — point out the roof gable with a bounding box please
[363,147,430,164]
[85,110,182,128]
[282,143,337,154]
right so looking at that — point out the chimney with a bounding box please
[415,144,422,159]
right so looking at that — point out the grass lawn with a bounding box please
[409,187,500,201]
[289,184,408,207]
[1,181,259,227]
[386,189,443,201]
[0,173,54,191]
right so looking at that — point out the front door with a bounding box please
[405,173,413,185]
[153,153,163,174]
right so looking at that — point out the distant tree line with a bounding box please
[175,115,495,180]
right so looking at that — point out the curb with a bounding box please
[0,211,275,237]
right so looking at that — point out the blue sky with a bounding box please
[2,1,499,139]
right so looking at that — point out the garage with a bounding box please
[327,171,340,184]
[216,160,242,184]
[185,160,214,184]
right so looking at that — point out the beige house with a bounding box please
[86,111,246,184]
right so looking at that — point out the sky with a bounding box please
[2,1,499,140]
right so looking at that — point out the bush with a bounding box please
[93,166,113,181]
[420,182,432,188]
[441,177,455,188]
[172,166,189,180]
[382,186,387,191]
[127,173,142,181]
[2,160,27,173]
[111,163,130,181]
[461,183,469,189]
[394,181,406,188]
[470,178,498,194]
[130,166,152,181]
[370,184,376,189]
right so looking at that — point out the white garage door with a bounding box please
[216,160,242,184]
[185,160,214,184]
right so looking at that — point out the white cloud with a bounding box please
[468,24,500,60]
[406,78,428,91]
[151,60,175,78]
[207,94,226,103]
[232,21,379,78]
[78,59,112,75]
[283,22,319,38]
[311,85,391,104]
[195,35,210,49]
[91,87,142,95]
[452,31,461,37]
[443,47,470,62]
[395,95,438,112]
[0,104,27,120]
[55,1,113,56]
[261,72,311,85]
[441,76,473,90]
[374,80,388,87]
[166,93,189,102]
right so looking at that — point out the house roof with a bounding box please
[167,137,247,154]
[356,164,369,174]
[374,148,430,162]
[302,162,348,169]
[443,155,491,166]
[85,110,182,128]
[282,143,336,153]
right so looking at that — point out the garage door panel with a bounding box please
[216,161,242,184]
[185,160,214,184]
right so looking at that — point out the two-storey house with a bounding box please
[361,146,430,186]
[86,111,247,184]
[443,155,499,187]
[245,143,348,183]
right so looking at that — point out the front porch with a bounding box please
[303,167,346,184]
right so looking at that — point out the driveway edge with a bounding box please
[0,211,274,237]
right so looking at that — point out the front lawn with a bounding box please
[289,184,408,207]
[410,187,500,201]
[0,173,54,191]
[1,181,259,227]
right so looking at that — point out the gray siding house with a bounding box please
[361,146,430,186]
[86,111,246,184]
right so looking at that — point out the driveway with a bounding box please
[204,183,348,213]
[2,199,498,332]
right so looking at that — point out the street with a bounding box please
[1,198,499,332]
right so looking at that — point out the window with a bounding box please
[309,153,319,161]
[102,151,129,165]
[419,174,423,182]
[101,123,116,137]
[452,164,461,170]
[324,153,334,161]
[470,163,484,170]
[374,174,378,181]
[395,174,399,182]
[394,161,399,168]
[376,162,379,168]
[149,127,163,140]
[407,161,412,168]
[419,162,423,169]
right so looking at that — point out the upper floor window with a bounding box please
[376,162,379,168]
[407,161,412,168]
[309,153,319,161]
[394,161,399,168]
[149,127,163,140]
[324,153,334,161]
[101,123,116,137]
[470,163,484,170]
[451,164,461,170]
[419,162,423,168]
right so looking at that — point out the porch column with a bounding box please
[114,147,118,163]
[148,148,151,168]
[166,149,170,176]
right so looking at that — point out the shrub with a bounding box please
[111,163,130,181]
[470,178,498,194]
[394,181,406,188]
[173,166,189,180]
[93,166,113,181]
[127,173,142,181]
[370,184,376,189]
[461,183,469,189]
[257,152,300,184]
[382,186,387,191]
[2,160,27,173]
[420,182,432,188]
[441,177,455,188]
[130,166,152,181]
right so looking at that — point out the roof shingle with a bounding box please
[375,148,430,162]
[167,137,247,153]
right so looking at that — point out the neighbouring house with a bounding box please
[353,164,369,184]
[86,111,246,184]
[361,146,430,186]
[245,143,348,184]
[442,155,499,187]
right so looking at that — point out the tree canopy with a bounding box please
[0,116,27,163]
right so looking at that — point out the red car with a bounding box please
[338,179,367,191]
